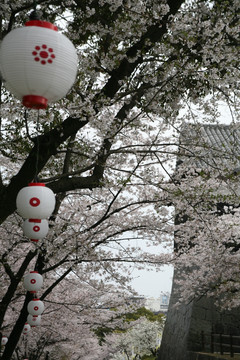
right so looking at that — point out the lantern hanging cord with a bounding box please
[24,334,28,359]
[34,110,40,183]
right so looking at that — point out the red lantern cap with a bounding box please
[25,20,58,31]
[29,219,42,223]
[23,95,48,109]
[28,183,46,187]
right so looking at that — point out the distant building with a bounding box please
[145,293,170,313]
[127,295,145,307]
[145,297,160,312]
[159,293,170,313]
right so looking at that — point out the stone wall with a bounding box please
[157,269,240,360]
[157,270,193,360]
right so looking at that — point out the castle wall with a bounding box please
[158,269,240,360]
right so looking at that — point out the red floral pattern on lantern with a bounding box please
[30,279,36,284]
[34,306,39,311]
[32,44,55,65]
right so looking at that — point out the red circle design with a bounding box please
[34,306,39,311]
[40,50,48,59]
[33,226,40,232]
[35,57,40,62]
[29,197,40,207]
[30,279,36,284]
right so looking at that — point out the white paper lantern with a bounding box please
[27,314,41,326]
[23,271,43,293]
[23,219,49,242]
[0,20,78,109]
[1,336,8,346]
[16,183,55,219]
[27,299,44,316]
[23,323,31,334]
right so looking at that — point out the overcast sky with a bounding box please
[131,265,173,298]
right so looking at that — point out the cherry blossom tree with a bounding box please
[0,0,239,359]
[6,276,133,360]
[168,136,240,309]
[106,310,164,360]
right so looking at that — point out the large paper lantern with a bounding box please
[16,183,55,219]
[27,314,41,327]
[1,336,8,346]
[23,219,49,242]
[0,20,78,109]
[27,299,44,316]
[23,271,43,293]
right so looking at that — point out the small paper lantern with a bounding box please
[23,219,49,242]
[27,299,44,316]
[16,183,55,219]
[0,20,78,109]
[1,336,8,346]
[23,323,31,334]
[27,314,41,326]
[23,271,43,293]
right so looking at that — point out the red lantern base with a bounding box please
[23,95,48,109]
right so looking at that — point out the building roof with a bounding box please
[178,123,240,171]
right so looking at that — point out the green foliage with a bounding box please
[93,325,118,346]
[94,307,164,345]
[123,307,164,324]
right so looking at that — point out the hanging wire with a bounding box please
[34,109,40,183]
[24,333,29,360]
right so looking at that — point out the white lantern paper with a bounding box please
[27,314,41,327]
[23,271,43,293]
[16,183,55,219]
[23,323,31,334]
[0,20,78,109]
[1,336,8,346]
[27,299,44,316]
[23,219,49,241]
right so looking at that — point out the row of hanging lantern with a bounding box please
[0,1,78,353]
[24,271,44,328]
[17,184,54,331]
